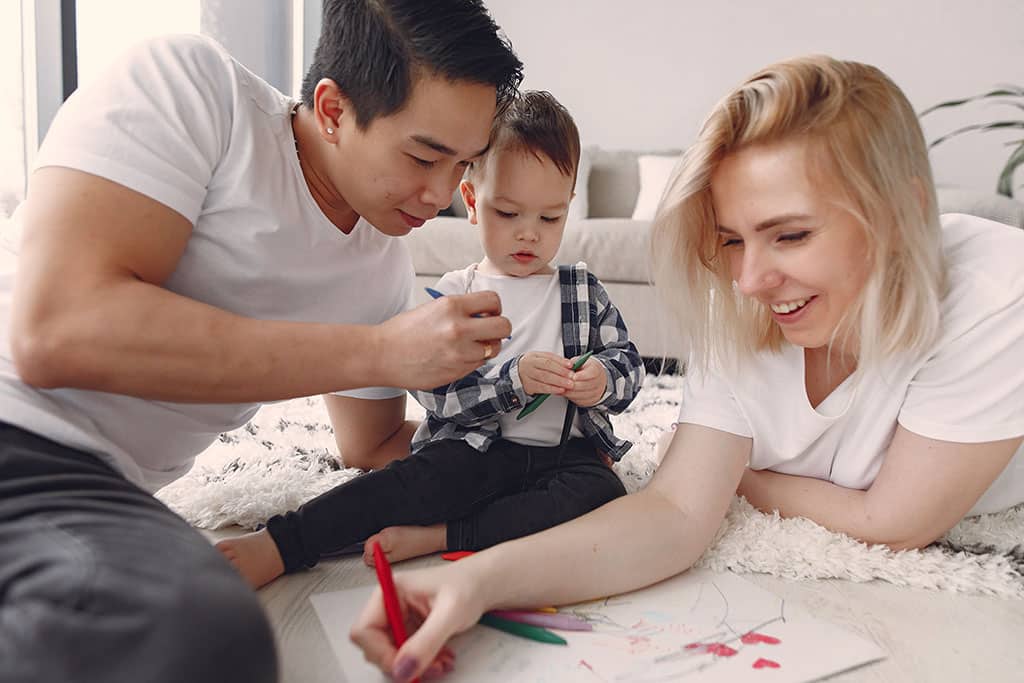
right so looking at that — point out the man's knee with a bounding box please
[150,559,278,683]
[0,546,277,683]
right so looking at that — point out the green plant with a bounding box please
[920,85,1024,198]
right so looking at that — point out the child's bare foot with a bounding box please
[363,524,447,566]
[215,529,286,589]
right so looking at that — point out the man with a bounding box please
[0,1,521,681]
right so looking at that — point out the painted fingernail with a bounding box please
[393,657,418,681]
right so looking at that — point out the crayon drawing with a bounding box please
[310,569,883,683]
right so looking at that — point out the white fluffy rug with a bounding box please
[156,375,1024,599]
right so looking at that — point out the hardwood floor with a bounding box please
[204,528,1023,682]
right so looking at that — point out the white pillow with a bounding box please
[567,146,592,220]
[631,154,679,220]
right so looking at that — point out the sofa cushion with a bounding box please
[555,218,651,283]
[937,187,1024,229]
[406,217,483,276]
[587,147,681,219]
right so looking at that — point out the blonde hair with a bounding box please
[651,55,945,374]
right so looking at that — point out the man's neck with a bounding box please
[291,106,360,233]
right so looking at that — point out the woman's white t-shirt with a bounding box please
[0,35,414,490]
[678,213,1024,515]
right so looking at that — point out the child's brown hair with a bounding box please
[467,90,581,186]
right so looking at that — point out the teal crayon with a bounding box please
[516,351,593,420]
[479,613,568,645]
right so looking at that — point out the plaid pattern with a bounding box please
[411,263,645,460]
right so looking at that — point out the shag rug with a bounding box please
[156,375,1024,599]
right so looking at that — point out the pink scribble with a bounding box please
[753,657,781,669]
[684,642,702,649]
[705,643,737,657]
[579,659,595,673]
[741,632,781,645]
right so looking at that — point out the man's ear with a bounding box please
[460,179,479,225]
[313,79,346,139]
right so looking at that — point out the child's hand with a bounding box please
[563,356,606,408]
[517,352,575,397]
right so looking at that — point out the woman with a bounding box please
[350,55,1024,682]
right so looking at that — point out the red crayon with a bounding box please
[372,542,418,682]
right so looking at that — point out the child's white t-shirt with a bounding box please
[0,35,414,490]
[678,214,1024,515]
[434,266,584,446]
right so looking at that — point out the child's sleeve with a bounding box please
[410,357,528,427]
[585,274,645,414]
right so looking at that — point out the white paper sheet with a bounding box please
[310,569,884,682]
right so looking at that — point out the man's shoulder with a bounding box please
[138,33,230,66]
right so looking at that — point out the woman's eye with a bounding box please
[721,237,742,248]
[495,209,516,218]
[540,215,561,223]
[779,230,811,243]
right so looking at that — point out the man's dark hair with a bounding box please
[469,90,581,184]
[301,0,523,128]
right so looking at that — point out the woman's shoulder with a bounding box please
[941,213,1024,292]
[940,213,1024,321]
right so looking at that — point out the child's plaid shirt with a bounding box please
[410,263,645,461]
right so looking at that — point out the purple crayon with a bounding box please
[488,610,593,632]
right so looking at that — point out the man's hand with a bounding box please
[562,356,607,408]
[517,351,574,397]
[373,292,512,390]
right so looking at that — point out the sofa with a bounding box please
[403,147,1024,361]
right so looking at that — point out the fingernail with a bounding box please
[393,657,418,682]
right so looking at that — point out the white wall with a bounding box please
[487,0,1021,194]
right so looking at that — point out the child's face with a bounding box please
[462,149,575,277]
[710,137,870,352]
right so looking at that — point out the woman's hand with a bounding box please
[349,564,485,682]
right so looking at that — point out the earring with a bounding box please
[326,127,334,135]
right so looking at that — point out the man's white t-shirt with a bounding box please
[0,35,414,491]
[678,213,1024,515]
[434,266,584,446]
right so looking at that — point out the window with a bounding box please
[76,1,200,89]
[0,2,27,217]
[0,0,318,220]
